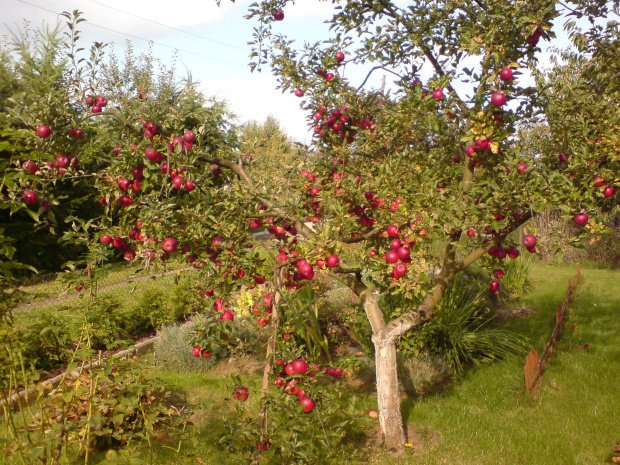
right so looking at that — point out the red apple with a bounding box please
[37,125,51,138]
[294,88,304,97]
[22,160,38,175]
[499,68,513,81]
[70,128,84,139]
[221,310,234,322]
[517,162,528,174]
[95,95,108,107]
[118,178,131,191]
[335,51,345,63]
[292,359,308,374]
[558,152,569,162]
[273,9,284,21]
[326,254,340,267]
[603,186,615,197]
[183,130,195,143]
[185,180,196,191]
[393,263,407,278]
[490,280,500,294]
[387,224,400,238]
[325,73,335,81]
[91,105,102,113]
[527,27,542,45]
[508,246,520,259]
[573,214,589,225]
[299,396,315,413]
[161,237,178,253]
[192,346,202,357]
[491,92,506,106]
[592,175,605,187]
[523,234,537,248]
[22,190,37,204]
[432,88,444,100]
[172,176,185,189]
[234,386,248,402]
[493,269,505,279]
[56,155,70,169]
[145,147,161,161]
[467,229,476,237]
[396,246,410,260]
[100,234,112,244]
[385,251,399,264]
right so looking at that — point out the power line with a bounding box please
[15,0,247,68]
[86,0,248,52]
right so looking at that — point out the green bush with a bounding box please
[501,257,531,300]
[154,319,207,372]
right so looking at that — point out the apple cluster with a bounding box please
[274,359,317,413]
[85,94,108,113]
[312,105,375,144]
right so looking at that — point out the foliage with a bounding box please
[2,355,186,464]
[220,373,362,465]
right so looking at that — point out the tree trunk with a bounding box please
[373,334,406,453]
[361,290,406,453]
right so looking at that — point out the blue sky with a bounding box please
[0,0,593,143]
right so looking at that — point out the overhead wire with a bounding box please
[15,0,247,67]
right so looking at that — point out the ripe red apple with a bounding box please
[592,175,605,187]
[326,254,340,268]
[273,9,284,21]
[396,246,410,260]
[117,196,132,207]
[95,95,108,107]
[523,234,537,248]
[466,229,476,237]
[56,155,70,169]
[490,280,500,294]
[387,224,399,238]
[499,68,513,81]
[22,160,38,175]
[285,363,295,376]
[234,386,248,402]
[393,263,407,278]
[488,245,499,256]
[161,237,178,253]
[292,359,308,374]
[91,105,102,113]
[335,51,345,63]
[526,245,537,253]
[183,130,195,143]
[325,73,335,81]
[22,190,37,204]
[493,269,505,279]
[517,162,528,174]
[118,178,131,191]
[527,27,542,45]
[432,88,444,100]
[221,310,234,322]
[385,251,399,264]
[192,346,202,357]
[603,186,615,197]
[172,176,185,189]
[390,239,402,250]
[497,249,507,259]
[100,234,112,244]
[491,92,506,106]
[185,180,196,191]
[294,88,304,97]
[299,396,315,413]
[36,125,51,139]
[558,152,569,162]
[70,128,84,139]
[573,214,589,226]
[508,246,520,259]
[145,147,161,161]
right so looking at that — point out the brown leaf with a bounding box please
[612,441,620,454]
[570,323,579,330]
[548,381,560,391]
[576,343,590,351]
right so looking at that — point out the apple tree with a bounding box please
[224,0,618,452]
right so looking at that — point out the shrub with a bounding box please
[400,281,529,374]
[398,352,452,397]
[154,319,207,372]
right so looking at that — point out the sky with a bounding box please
[0,0,599,143]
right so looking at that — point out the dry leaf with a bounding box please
[549,381,560,391]
[571,323,579,330]
[576,343,590,351]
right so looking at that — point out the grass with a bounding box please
[3,263,619,464]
